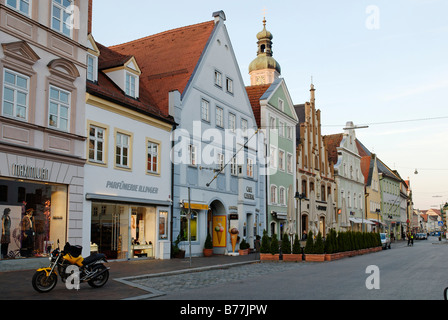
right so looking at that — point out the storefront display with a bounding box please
[91,203,164,260]
[0,179,67,259]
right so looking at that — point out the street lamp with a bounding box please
[295,192,306,239]
[375,208,381,233]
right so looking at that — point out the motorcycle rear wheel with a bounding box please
[32,271,58,293]
[88,265,109,288]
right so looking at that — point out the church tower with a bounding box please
[249,17,281,85]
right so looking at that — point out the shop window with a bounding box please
[159,211,168,240]
[180,211,197,241]
[0,179,67,260]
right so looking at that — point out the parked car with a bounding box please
[380,233,391,249]
[416,233,427,240]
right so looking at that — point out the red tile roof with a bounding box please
[109,21,216,116]
[360,156,371,185]
[323,133,343,165]
[245,84,271,128]
[87,42,172,123]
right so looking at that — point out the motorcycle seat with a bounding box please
[83,253,106,266]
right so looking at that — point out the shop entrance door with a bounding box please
[91,204,129,259]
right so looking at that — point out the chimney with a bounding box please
[213,10,226,24]
[88,0,93,34]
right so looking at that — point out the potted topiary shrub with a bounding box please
[305,231,325,262]
[268,233,280,261]
[203,233,213,257]
[283,233,302,262]
[259,230,272,261]
[238,238,250,255]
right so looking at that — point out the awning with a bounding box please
[369,219,386,226]
[349,217,375,225]
[182,202,209,210]
[86,193,171,206]
[271,211,287,220]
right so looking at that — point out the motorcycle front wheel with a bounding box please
[87,265,109,288]
[32,271,58,293]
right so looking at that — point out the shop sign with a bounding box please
[12,163,49,180]
[244,186,254,200]
[106,180,159,194]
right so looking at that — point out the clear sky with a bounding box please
[91,0,448,211]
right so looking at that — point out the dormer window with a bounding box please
[125,72,137,98]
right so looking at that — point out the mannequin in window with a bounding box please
[1,208,11,259]
[21,208,35,257]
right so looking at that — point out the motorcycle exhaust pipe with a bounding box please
[82,267,110,282]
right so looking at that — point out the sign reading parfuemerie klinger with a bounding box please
[105,180,159,194]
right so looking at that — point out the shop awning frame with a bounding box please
[86,193,172,207]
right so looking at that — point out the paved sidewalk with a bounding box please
[0,253,259,300]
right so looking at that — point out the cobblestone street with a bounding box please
[127,262,304,297]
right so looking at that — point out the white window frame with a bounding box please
[216,106,223,128]
[241,118,248,136]
[228,112,236,133]
[6,0,31,16]
[88,125,105,164]
[87,53,98,82]
[217,152,225,172]
[247,157,254,178]
[125,72,137,98]
[147,141,160,174]
[214,70,222,87]
[51,0,74,38]
[278,149,285,171]
[287,153,293,174]
[269,145,277,168]
[226,77,233,94]
[2,69,29,121]
[201,99,210,122]
[115,132,131,168]
[48,85,70,132]
[278,121,285,137]
[270,185,277,204]
[279,187,286,205]
[189,144,197,166]
[230,156,238,176]
[278,98,284,112]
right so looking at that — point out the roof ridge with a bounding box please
[109,20,215,49]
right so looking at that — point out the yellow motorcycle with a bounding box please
[32,240,109,293]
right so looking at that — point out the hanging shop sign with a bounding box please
[12,163,49,181]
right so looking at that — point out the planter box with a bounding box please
[282,254,302,262]
[304,254,325,262]
[203,249,213,257]
[260,253,280,261]
[325,253,342,261]
[238,249,249,256]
